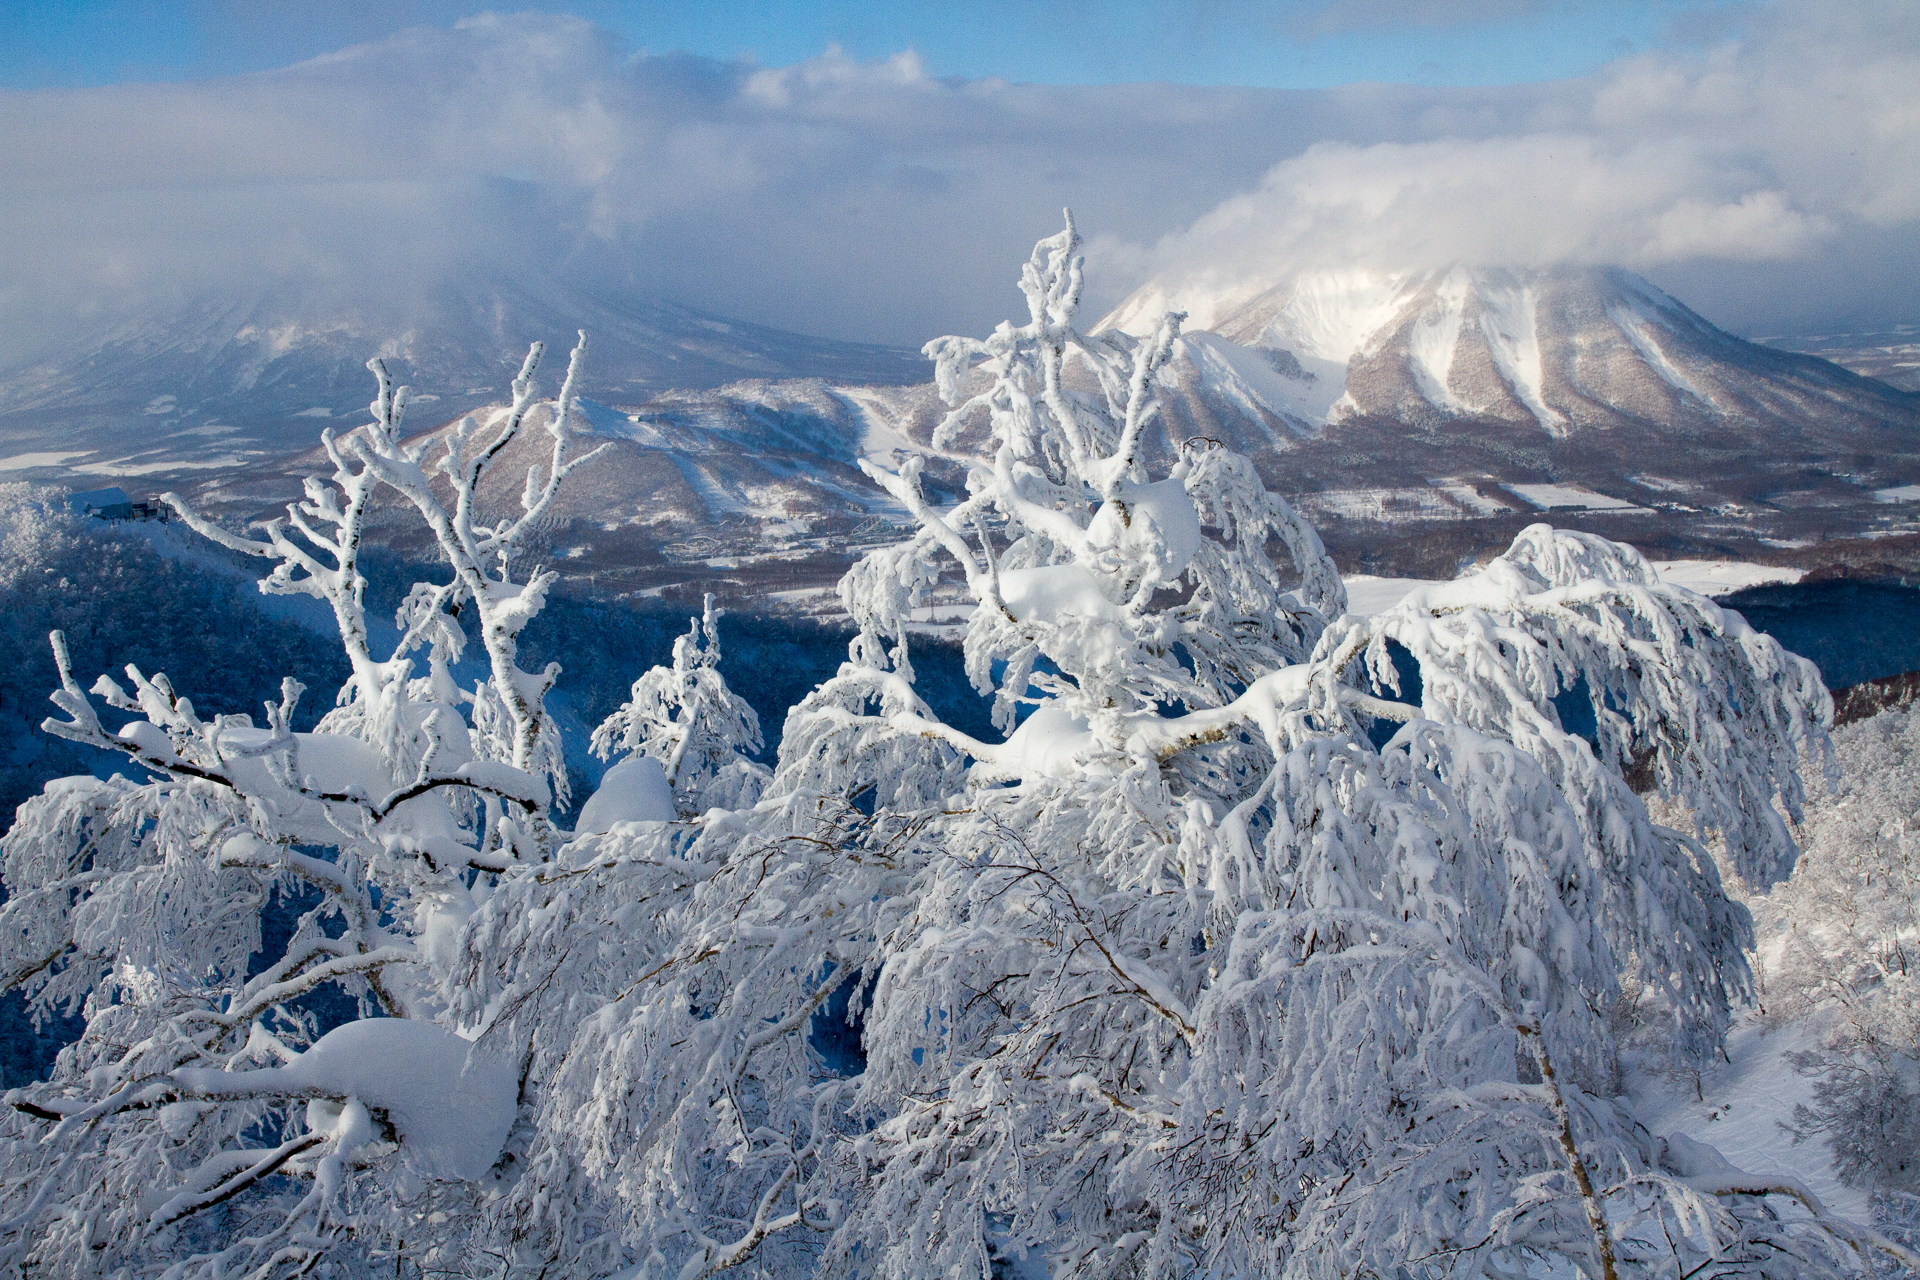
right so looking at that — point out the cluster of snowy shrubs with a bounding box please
[0,219,1912,1279]
[1758,700,1920,1247]
[0,486,355,1086]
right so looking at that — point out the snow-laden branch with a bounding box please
[345,332,605,802]
[1,326,623,1279]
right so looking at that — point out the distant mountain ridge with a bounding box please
[10,259,1920,595]
[1758,324,1920,393]
[0,274,925,482]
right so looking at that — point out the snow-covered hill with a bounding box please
[0,274,924,483]
[168,375,951,606]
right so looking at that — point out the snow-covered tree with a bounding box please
[446,216,1911,1279]
[589,593,768,817]
[1758,703,1920,1236]
[0,335,604,1278]
[4,217,1914,1280]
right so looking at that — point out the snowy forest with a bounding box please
[3,218,1919,1280]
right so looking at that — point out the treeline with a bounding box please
[0,487,352,825]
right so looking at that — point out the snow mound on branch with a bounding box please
[283,1020,516,1181]
[1099,479,1203,577]
[996,563,1135,674]
[996,701,1104,781]
[171,1019,518,1181]
[575,755,675,833]
[208,729,469,846]
[998,564,1123,626]
[1342,559,1804,615]
[218,729,393,797]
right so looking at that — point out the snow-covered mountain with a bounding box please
[1075,264,1920,571]
[1103,264,1916,441]
[0,274,924,483]
[16,258,1920,593]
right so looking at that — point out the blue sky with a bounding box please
[2,0,1736,90]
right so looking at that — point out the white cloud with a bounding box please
[0,1,1914,363]
[1,15,1379,351]
[1118,1,1920,327]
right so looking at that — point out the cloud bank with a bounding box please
[0,1,1914,363]
[1118,1,1920,330]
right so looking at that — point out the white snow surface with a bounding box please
[1608,292,1711,405]
[1505,483,1644,511]
[1263,269,1410,365]
[1175,331,1346,427]
[1135,272,1413,428]
[0,450,92,471]
[1340,576,1449,616]
[284,1020,516,1180]
[1630,1017,1870,1224]
[1096,480,1203,577]
[1302,487,1482,522]
[996,701,1102,781]
[998,564,1124,628]
[1477,283,1567,433]
[1434,481,1512,515]
[1648,559,1804,594]
[1343,559,1801,615]
[211,730,441,847]
[576,756,676,834]
[72,454,256,477]
[1407,268,1471,412]
[1873,485,1920,502]
[837,385,925,463]
[178,1020,517,1181]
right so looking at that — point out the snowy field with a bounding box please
[1647,558,1806,594]
[1297,486,1477,521]
[1505,482,1648,512]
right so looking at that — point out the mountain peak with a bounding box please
[1107,262,1910,439]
